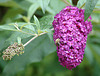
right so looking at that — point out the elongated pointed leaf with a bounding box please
[28,3,39,20]
[43,0,51,13]
[84,0,98,21]
[34,15,40,30]
[38,0,51,14]
[38,0,44,13]
[0,25,17,31]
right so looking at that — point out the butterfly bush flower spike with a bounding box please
[2,43,24,60]
[52,6,92,70]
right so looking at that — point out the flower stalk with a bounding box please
[62,0,71,6]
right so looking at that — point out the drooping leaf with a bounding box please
[0,25,17,31]
[2,34,56,76]
[28,3,39,20]
[84,0,98,21]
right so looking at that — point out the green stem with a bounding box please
[19,30,35,36]
[23,28,54,47]
[62,0,71,6]
[14,23,35,36]
[79,2,85,8]
[23,35,38,47]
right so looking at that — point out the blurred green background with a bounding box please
[0,0,100,76]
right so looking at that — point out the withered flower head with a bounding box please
[2,42,24,60]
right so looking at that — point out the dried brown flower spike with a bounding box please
[2,43,24,60]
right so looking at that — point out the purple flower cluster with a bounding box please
[52,6,92,70]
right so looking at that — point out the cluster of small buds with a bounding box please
[52,6,92,70]
[2,43,24,60]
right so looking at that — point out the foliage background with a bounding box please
[0,0,100,76]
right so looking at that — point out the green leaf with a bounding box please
[38,0,50,14]
[34,15,40,30]
[46,6,55,15]
[49,0,66,14]
[0,23,36,34]
[0,31,11,51]
[39,15,54,29]
[77,0,86,8]
[43,0,50,9]
[91,44,100,55]
[91,13,100,23]
[38,0,44,13]
[43,53,67,74]
[85,44,94,64]
[84,0,98,21]
[0,25,17,31]
[93,62,100,76]
[95,0,100,9]
[45,29,53,42]
[13,0,32,11]
[2,34,56,76]
[25,0,37,3]
[1,8,23,24]
[7,22,36,33]
[13,14,23,20]
[17,23,35,33]
[88,43,100,64]
[28,3,39,20]
[0,0,18,7]
[4,31,32,46]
